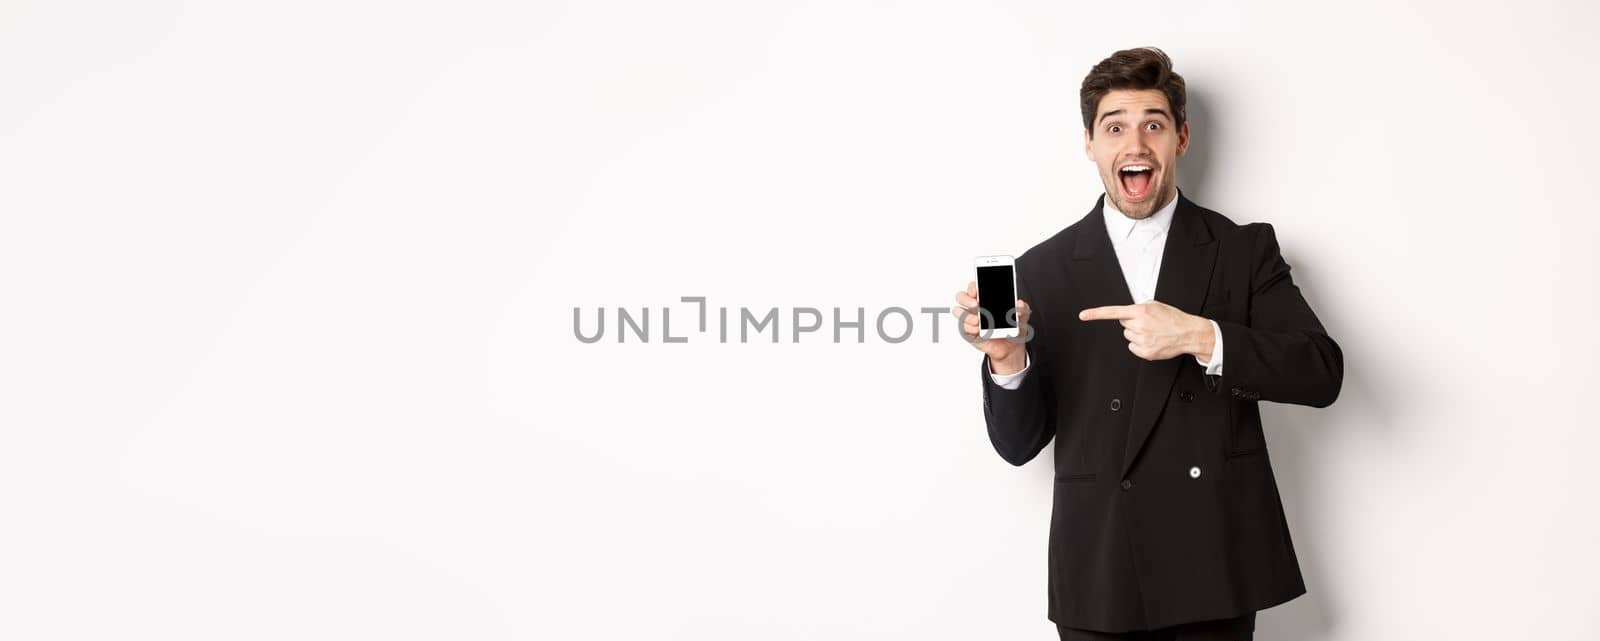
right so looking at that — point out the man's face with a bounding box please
[1084,89,1189,219]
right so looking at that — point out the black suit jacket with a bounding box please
[981,190,1342,632]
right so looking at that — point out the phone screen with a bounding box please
[976,265,1017,331]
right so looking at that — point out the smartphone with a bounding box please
[974,255,1019,339]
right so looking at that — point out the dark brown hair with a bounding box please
[1080,47,1186,137]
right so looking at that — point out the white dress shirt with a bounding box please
[989,193,1224,388]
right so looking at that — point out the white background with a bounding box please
[2,1,1597,639]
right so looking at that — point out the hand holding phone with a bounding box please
[953,255,1031,374]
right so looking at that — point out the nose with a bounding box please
[1131,128,1154,154]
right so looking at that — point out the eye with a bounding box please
[1146,122,1162,131]
[1108,125,1122,134]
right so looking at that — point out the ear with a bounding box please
[1083,129,1094,161]
[1176,121,1191,157]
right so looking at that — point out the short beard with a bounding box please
[1107,180,1170,220]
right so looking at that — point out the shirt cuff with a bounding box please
[1193,319,1224,376]
[988,352,1031,390]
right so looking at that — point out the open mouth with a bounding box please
[1117,164,1155,202]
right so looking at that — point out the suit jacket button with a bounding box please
[1110,398,1122,412]
[1189,466,1202,479]
[1180,390,1195,402]
[1120,479,1132,490]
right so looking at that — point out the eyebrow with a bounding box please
[1097,108,1173,126]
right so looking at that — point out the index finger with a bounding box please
[1079,305,1137,321]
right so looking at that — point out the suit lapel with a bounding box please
[1066,194,1135,309]
[1119,191,1218,478]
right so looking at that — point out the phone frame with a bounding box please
[973,254,1019,340]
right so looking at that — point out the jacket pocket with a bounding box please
[1055,473,1097,483]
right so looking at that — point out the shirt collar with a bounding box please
[1102,190,1180,240]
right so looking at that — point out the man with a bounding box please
[951,48,1343,640]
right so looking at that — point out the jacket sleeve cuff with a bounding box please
[987,352,1031,390]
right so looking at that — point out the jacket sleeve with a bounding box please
[978,267,1056,466]
[1206,223,1343,407]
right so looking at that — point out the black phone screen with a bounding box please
[976,265,1017,331]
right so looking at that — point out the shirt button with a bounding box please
[1121,479,1133,491]
[1189,466,1202,479]
[1110,398,1122,412]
